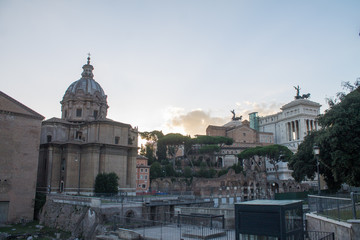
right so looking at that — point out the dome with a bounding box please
[64,56,106,97]
[61,55,109,122]
[65,78,105,97]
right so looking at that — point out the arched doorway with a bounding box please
[271,182,279,193]
[125,210,135,224]
[217,157,223,168]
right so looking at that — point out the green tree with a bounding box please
[192,135,233,168]
[239,144,293,180]
[288,132,319,182]
[150,161,163,180]
[231,162,243,174]
[290,83,360,189]
[139,130,166,161]
[199,145,221,154]
[218,168,229,177]
[140,130,164,142]
[197,162,208,178]
[157,133,191,166]
[164,163,176,177]
[94,172,119,194]
[183,166,193,178]
[140,143,156,165]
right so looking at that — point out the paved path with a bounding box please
[131,224,235,240]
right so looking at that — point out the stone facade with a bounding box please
[206,120,274,167]
[258,98,321,151]
[255,94,322,181]
[0,91,44,223]
[36,57,138,195]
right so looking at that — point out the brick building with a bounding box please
[206,118,273,167]
[0,91,44,223]
[136,155,150,193]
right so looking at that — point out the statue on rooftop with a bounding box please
[294,85,310,99]
[231,110,242,121]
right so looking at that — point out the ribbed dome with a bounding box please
[65,78,105,97]
[61,55,109,122]
[64,56,106,97]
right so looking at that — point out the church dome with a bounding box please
[65,77,105,97]
[64,57,106,97]
[61,55,109,122]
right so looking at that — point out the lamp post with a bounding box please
[313,146,320,195]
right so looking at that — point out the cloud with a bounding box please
[165,101,284,136]
[235,101,284,118]
[165,109,228,136]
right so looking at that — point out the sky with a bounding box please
[1,0,360,137]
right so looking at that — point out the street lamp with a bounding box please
[313,146,320,195]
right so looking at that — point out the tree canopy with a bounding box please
[193,135,233,145]
[94,172,119,194]
[150,161,163,180]
[238,144,293,161]
[289,84,360,189]
[238,144,293,180]
[139,130,164,142]
[156,133,191,161]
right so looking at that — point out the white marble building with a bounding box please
[258,98,321,151]
[256,95,321,180]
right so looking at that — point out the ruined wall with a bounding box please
[151,168,269,200]
[39,199,102,239]
[39,195,144,239]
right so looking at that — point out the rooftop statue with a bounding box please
[294,85,310,99]
[231,109,242,121]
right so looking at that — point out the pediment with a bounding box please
[0,91,44,119]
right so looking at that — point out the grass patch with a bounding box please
[317,205,360,221]
[0,221,71,240]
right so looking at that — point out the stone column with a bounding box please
[47,146,53,193]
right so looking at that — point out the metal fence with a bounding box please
[93,192,199,204]
[308,192,360,221]
[109,216,235,240]
[305,231,334,240]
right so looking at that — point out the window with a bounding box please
[61,158,65,171]
[64,110,67,118]
[76,131,82,140]
[145,175,148,180]
[140,169,143,172]
[94,110,98,119]
[76,108,82,117]
[243,133,246,136]
[140,175,143,180]
[142,184,146,189]
[145,169,148,173]
[47,135,52,143]
[115,136,120,144]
